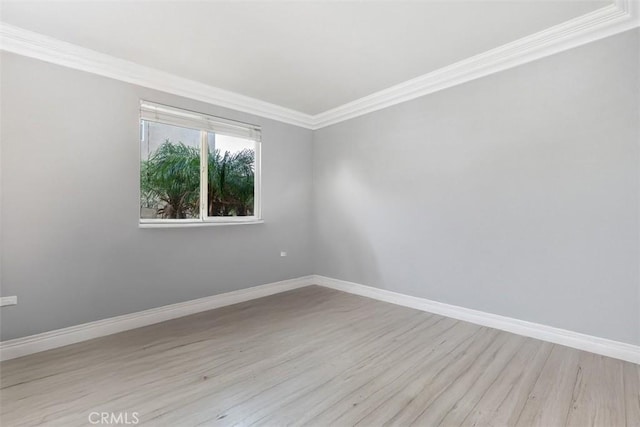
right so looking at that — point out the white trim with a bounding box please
[252,133,263,220]
[199,129,208,220]
[0,276,312,361]
[0,296,17,307]
[1,2,638,130]
[0,23,315,129]
[313,1,639,128]
[138,219,264,228]
[1,275,638,363]
[312,275,640,365]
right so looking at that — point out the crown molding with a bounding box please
[0,1,638,130]
[312,0,639,129]
[0,23,316,129]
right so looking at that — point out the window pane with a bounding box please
[207,133,255,217]
[140,120,201,219]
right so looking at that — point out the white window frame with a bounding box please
[139,101,262,228]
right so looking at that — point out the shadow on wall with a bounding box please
[315,162,382,287]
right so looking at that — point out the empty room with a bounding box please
[0,0,639,426]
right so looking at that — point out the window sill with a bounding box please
[139,220,264,228]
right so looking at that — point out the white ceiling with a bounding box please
[1,1,610,115]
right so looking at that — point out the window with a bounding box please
[139,101,261,226]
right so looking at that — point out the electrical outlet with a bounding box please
[280,251,287,257]
[0,296,17,307]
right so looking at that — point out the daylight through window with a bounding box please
[140,101,261,225]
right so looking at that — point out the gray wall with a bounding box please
[313,29,640,345]
[0,52,314,340]
[2,30,638,346]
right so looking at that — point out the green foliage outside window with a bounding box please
[141,140,255,219]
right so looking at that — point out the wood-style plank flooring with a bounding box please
[1,286,638,426]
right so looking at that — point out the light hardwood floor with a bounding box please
[1,286,638,426]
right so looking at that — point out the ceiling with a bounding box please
[1,1,610,115]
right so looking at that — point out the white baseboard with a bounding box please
[0,276,313,361]
[2,274,638,364]
[313,275,640,364]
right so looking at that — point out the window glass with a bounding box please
[207,134,256,217]
[140,121,201,219]
[139,101,261,226]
